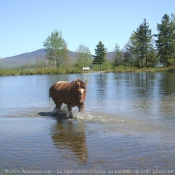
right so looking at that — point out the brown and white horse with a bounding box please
[49,79,87,118]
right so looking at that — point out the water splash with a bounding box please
[61,105,69,118]
[73,111,128,124]
[36,104,143,125]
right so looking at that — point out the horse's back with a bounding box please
[49,81,72,101]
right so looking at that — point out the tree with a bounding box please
[0,57,3,67]
[92,41,107,70]
[171,13,175,65]
[59,48,72,68]
[75,45,92,69]
[127,19,154,67]
[123,43,132,67]
[134,19,153,67]
[155,14,175,65]
[126,37,139,67]
[43,30,68,68]
[112,43,123,67]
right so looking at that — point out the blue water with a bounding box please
[0,72,175,174]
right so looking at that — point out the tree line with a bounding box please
[43,13,175,71]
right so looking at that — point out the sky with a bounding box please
[0,0,175,58]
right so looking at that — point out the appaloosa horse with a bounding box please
[49,79,87,118]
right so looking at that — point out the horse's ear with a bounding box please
[85,80,88,85]
[76,80,81,87]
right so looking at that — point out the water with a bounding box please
[0,73,175,174]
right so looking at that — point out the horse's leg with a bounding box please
[50,94,60,108]
[78,103,84,112]
[51,95,62,114]
[67,105,73,119]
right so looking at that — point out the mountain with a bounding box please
[0,49,115,68]
[1,49,78,68]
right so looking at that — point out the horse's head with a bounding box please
[74,79,87,104]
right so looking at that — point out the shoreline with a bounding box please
[0,66,172,76]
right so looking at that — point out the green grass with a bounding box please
[112,65,169,73]
[0,66,171,76]
[0,67,82,76]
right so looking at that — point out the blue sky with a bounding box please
[0,0,175,58]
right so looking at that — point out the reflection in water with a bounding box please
[50,120,88,164]
[1,73,175,170]
[96,73,107,98]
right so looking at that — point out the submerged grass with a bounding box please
[0,66,171,76]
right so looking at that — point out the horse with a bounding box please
[49,79,87,118]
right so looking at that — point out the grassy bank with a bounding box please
[112,65,169,73]
[0,67,81,76]
[0,66,172,76]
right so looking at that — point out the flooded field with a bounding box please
[0,73,175,174]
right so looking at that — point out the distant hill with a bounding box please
[0,49,115,68]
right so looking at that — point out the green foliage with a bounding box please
[168,58,175,71]
[3,13,175,73]
[155,14,175,65]
[103,58,112,71]
[113,65,136,72]
[127,19,155,67]
[146,46,158,66]
[43,30,68,68]
[0,67,82,76]
[113,65,168,73]
[75,45,92,68]
[112,43,123,67]
[92,41,107,70]
[0,64,169,76]
[167,59,175,72]
[0,58,3,66]
[123,42,133,67]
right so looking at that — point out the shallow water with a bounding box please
[0,73,175,174]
